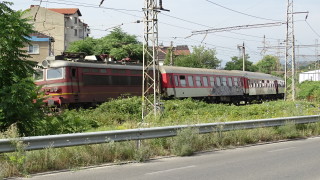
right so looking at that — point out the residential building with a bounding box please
[23,32,54,62]
[23,5,90,62]
[158,45,190,65]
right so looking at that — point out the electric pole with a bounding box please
[170,41,173,66]
[238,42,246,71]
[285,0,308,101]
[142,0,169,120]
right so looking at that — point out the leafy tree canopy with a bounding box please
[67,28,142,61]
[67,37,97,55]
[172,46,221,69]
[0,2,44,135]
[224,55,258,72]
[256,55,278,74]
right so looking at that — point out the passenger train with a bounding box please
[34,57,284,107]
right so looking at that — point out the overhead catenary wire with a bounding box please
[305,20,320,38]
[205,0,283,22]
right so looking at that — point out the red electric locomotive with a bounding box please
[35,57,143,107]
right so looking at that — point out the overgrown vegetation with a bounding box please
[28,98,319,136]
[297,81,320,102]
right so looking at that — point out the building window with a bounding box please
[74,17,78,24]
[79,29,83,38]
[28,44,39,54]
[74,29,78,36]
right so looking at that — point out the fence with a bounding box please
[0,115,319,153]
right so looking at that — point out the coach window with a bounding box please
[209,76,214,86]
[180,75,186,87]
[234,78,238,86]
[203,76,208,87]
[47,68,64,80]
[196,76,202,87]
[100,69,107,73]
[174,75,179,86]
[188,76,194,87]
[228,77,232,86]
[222,77,227,86]
[216,77,221,86]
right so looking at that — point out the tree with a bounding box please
[0,2,44,135]
[224,55,258,72]
[67,37,97,55]
[173,46,221,69]
[67,28,143,61]
[256,55,278,74]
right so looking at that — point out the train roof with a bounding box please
[160,66,283,81]
[39,60,143,70]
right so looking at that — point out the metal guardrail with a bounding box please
[0,115,319,153]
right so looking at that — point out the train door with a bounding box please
[242,77,249,94]
[274,80,279,94]
[70,67,80,102]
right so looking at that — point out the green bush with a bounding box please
[171,128,200,156]
[298,81,320,101]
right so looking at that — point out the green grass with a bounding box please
[42,98,319,134]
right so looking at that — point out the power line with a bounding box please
[192,22,285,35]
[161,13,211,28]
[305,20,320,38]
[205,0,283,22]
[35,0,142,12]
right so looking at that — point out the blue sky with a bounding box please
[9,0,320,67]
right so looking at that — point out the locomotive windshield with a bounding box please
[34,69,44,81]
[47,68,64,80]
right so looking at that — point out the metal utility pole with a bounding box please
[261,35,267,57]
[285,0,308,101]
[170,41,173,66]
[316,39,319,70]
[142,0,169,120]
[238,42,246,71]
[285,0,295,101]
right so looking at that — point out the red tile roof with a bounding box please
[158,45,190,60]
[48,8,82,16]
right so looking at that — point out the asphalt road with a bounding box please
[16,137,320,180]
